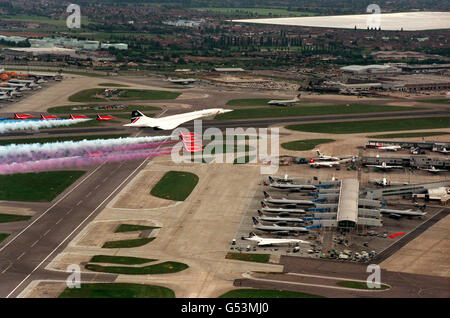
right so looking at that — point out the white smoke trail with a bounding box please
[0,119,92,133]
[0,136,172,158]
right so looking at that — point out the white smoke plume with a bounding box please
[0,119,92,133]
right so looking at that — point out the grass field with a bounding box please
[234,155,257,164]
[203,143,252,155]
[417,98,450,104]
[0,171,85,202]
[0,233,9,243]
[150,171,199,201]
[281,139,335,151]
[115,224,160,233]
[102,238,155,248]
[215,104,416,120]
[226,98,273,106]
[48,104,161,114]
[225,252,270,263]
[367,131,450,139]
[0,213,32,223]
[85,261,188,275]
[0,134,130,146]
[68,89,180,103]
[336,281,390,290]
[90,255,156,265]
[219,289,324,298]
[59,283,175,298]
[286,117,450,134]
[98,83,129,87]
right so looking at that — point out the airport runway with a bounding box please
[1,109,449,139]
[0,158,151,298]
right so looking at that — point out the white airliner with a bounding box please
[372,177,409,187]
[263,191,316,206]
[316,150,340,161]
[124,109,232,130]
[379,208,426,219]
[267,93,301,106]
[168,78,197,85]
[420,166,448,174]
[366,162,403,170]
[252,217,321,234]
[243,232,310,246]
[376,143,402,151]
[309,158,340,168]
[435,147,450,154]
[267,176,317,191]
[260,202,306,215]
[257,210,307,224]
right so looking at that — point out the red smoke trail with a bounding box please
[0,141,177,165]
[0,147,173,175]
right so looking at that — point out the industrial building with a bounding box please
[340,64,401,74]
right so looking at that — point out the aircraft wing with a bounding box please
[152,112,214,130]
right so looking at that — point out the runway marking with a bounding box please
[5,151,162,298]
[1,263,12,274]
[55,218,63,225]
[30,240,39,248]
[102,177,109,182]
[0,163,106,253]
[86,192,92,198]
[16,252,26,261]
[43,229,51,237]
[94,185,100,190]
[76,200,83,206]
[66,208,73,215]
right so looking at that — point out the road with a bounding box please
[0,158,151,298]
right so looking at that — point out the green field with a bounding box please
[203,143,252,155]
[367,131,450,139]
[98,83,129,87]
[234,155,257,164]
[48,104,161,114]
[225,253,270,263]
[215,104,416,120]
[0,213,31,223]
[286,117,450,134]
[0,134,130,146]
[85,261,189,275]
[115,224,160,233]
[59,283,175,298]
[219,289,324,298]
[336,281,390,290]
[226,98,274,106]
[0,233,9,243]
[90,255,156,265]
[150,171,199,201]
[68,89,180,103]
[417,98,450,104]
[281,139,335,151]
[0,171,85,202]
[102,238,155,248]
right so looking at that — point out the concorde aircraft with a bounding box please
[125,109,232,130]
[243,232,310,246]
